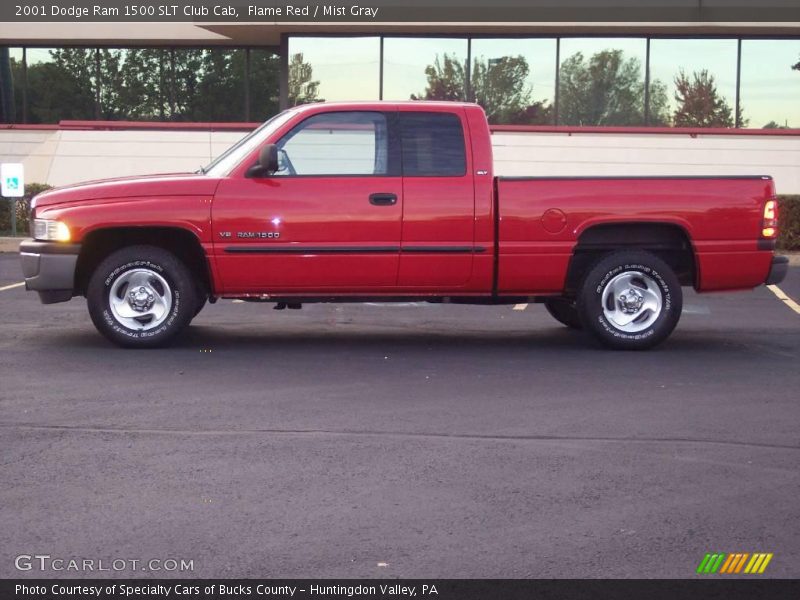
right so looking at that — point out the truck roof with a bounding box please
[288,100,482,113]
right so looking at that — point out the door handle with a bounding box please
[369,193,397,206]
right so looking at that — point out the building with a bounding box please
[1,5,799,191]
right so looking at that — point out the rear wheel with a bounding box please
[576,250,682,350]
[544,298,582,330]
[87,245,196,348]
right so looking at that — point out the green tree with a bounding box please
[11,47,282,124]
[13,50,96,123]
[412,53,467,102]
[414,53,552,124]
[558,49,667,126]
[472,55,552,124]
[248,50,281,120]
[673,69,746,128]
[288,52,322,106]
[110,49,165,120]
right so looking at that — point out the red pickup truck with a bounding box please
[20,101,787,350]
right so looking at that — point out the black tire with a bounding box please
[87,245,197,348]
[193,297,207,318]
[576,250,682,350]
[544,298,583,330]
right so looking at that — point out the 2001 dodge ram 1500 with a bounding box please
[20,101,788,350]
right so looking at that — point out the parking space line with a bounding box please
[767,284,800,316]
[513,303,528,311]
[0,282,24,292]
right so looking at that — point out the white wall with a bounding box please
[492,131,800,193]
[0,129,247,187]
[1,127,798,193]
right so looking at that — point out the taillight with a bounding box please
[762,199,778,238]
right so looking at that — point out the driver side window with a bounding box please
[274,111,389,176]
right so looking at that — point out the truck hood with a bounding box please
[32,173,220,209]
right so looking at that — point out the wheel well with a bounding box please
[565,223,696,293]
[74,227,212,297]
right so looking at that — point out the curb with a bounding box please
[0,237,24,253]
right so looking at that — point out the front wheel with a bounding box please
[576,250,682,350]
[87,246,197,348]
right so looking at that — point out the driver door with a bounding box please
[213,110,402,293]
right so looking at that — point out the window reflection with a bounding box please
[558,38,649,126]
[6,48,24,122]
[249,49,281,121]
[649,38,739,127]
[5,36,800,130]
[740,40,800,129]
[383,38,469,101]
[19,48,97,123]
[4,47,281,124]
[287,37,380,105]
[470,38,556,124]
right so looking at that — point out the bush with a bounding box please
[0,183,52,236]
[778,195,800,251]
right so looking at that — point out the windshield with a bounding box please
[202,109,296,177]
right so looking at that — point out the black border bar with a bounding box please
[4,579,800,600]
[3,1,800,23]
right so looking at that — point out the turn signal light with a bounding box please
[762,200,778,238]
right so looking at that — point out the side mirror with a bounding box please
[246,144,280,177]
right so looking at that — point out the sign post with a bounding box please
[1,163,25,237]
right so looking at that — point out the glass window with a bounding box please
[52,48,249,122]
[188,49,247,121]
[97,48,169,121]
[6,48,24,122]
[287,37,380,105]
[470,38,556,125]
[382,38,469,101]
[399,112,466,177]
[22,48,97,123]
[740,40,800,129]
[249,48,280,121]
[276,111,389,176]
[558,37,648,126]
[649,38,739,127]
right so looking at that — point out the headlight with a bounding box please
[33,219,71,242]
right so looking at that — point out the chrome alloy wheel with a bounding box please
[108,268,173,331]
[600,270,663,333]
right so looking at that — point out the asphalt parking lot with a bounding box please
[1,253,799,579]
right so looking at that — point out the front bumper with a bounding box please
[765,255,789,286]
[19,239,81,304]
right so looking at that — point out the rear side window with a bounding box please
[399,112,467,177]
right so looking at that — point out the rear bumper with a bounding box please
[766,255,789,286]
[19,239,81,304]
